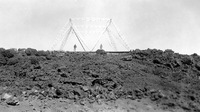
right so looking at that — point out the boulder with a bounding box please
[1,50,14,58]
[96,49,106,55]
[195,62,200,71]
[7,57,19,65]
[0,55,6,65]
[35,50,48,56]
[121,55,132,61]
[1,93,12,100]
[181,56,194,65]
[25,48,37,56]
[153,58,162,64]
[29,56,39,65]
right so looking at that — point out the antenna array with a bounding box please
[54,18,130,51]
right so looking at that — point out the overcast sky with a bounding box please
[0,0,200,54]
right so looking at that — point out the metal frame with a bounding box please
[59,18,130,51]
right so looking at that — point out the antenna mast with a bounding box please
[57,18,130,51]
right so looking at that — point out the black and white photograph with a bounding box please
[0,0,200,111]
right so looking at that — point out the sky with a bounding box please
[0,0,200,54]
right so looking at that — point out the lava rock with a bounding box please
[29,56,39,65]
[1,93,13,100]
[1,50,14,58]
[195,62,200,71]
[7,57,19,65]
[35,50,48,56]
[96,49,106,55]
[25,48,37,56]
[153,58,162,64]
[134,89,144,99]
[181,56,194,65]
[0,55,6,65]
[121,55,132,61]
[6,99,19,106]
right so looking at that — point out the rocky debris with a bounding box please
[0,55,6,66]
[25,48,37,56]
[153,58,163,64]
[6,98,19,106]
[1,50,14,58]
[1,93,13,100]
[81,86,90,92]
[195,62,200,71]
[7,57,19,65]
[149,90,166,101]
[35,50,49,57]
[121,55,132,61]
[1,93,19,106]
[29,56,40,65]
[0,48,200,111]
[181,56,194,65]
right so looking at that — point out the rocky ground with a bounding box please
[0,48,200,112]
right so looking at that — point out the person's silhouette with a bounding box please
[100,44,103,50]
[74,44,77,51]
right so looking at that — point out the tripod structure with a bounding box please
[56,18,130,51]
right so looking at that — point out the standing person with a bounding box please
[74,44,77,51]
[100,44,103,50]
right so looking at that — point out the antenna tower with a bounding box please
[54,18,130,51]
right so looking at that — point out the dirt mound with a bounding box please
[0,48,200,111]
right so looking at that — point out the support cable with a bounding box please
[73,25,89,50]
[91,19,112,51]
[112,21,130,50]
[72,28,86,51]
[52,21,70,50]
[107,28,117,51]
[59,27,72,50]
